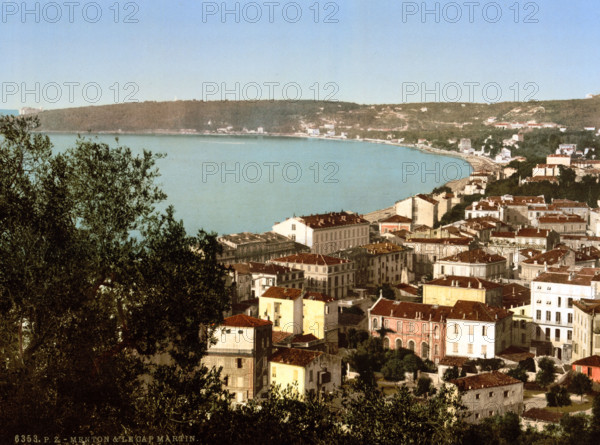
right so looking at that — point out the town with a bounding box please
[209,140,600,430]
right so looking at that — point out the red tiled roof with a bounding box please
[362,242,408,254]
[522,408,563,423]
[291,333,320,344]
[370,298,452,321]
[447,300,511,322]
[381,215,413,223]
[300,211,368,229]
[439,356,470,367]
[572,355,600,367]
[272,253,350,265]
[304,291,335,303]
[405,237,472,246]
[552,199,589,209]
[231,262,300,275]
[502,283,531,308]
[450,371,521,391]
[270,347,323,367]
[523,248,569,265]
[516,228,551,238]
[533,268,600,285]
[498,346,535,362]
[539,214,586,224]
[491,231,516,239]
[439,248,505,264]
[425,276,502,290]
[272,331,294,344]
[222,314,272,328]
[416,194,439,205]
[573,299,600,315]
[394,283,419,295]
[261,286,304,300]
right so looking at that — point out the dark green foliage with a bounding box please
[546,385,571,407]
[343,305,365,316]
[377,283,396,299]
[506,366,529,383]
[536,357,557,388]
[346,328,369,348]
[569,372,593,401]
[382,358,405,381]
[470,358,505,372]
[414,376,434,397]
[443,366,460,382]
[519,357,536,373]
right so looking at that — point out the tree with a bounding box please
[382,358,405,381]
[0,116,230,437]
[443,366,460,382]
[519,357,536,373]
[546,386,571,407]
[414,376,434,397]
[506,367,529,383]
[569,372,593,402]
[536,358,557,388]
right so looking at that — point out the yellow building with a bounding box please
[259,286,304,334]
[269,347,341,396]
[423,276,503,307]
[302,291,338,352]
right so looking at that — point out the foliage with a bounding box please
[464,412,522,445]
[536,358,557,388]
[343,305,365,316]
[414,376,435,397]
[347,328,369,349]
[377,283,396,300]
[382,358,405,381]
[506,367,529,383]
[443,366,460,382]
[569,372,593,401]
[469,358,505,372]
[546,385,572,407]
[519,357,536,373]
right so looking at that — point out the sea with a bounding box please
[47,134,472,235]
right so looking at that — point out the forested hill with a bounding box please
[34,97,600,136]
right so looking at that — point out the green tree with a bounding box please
[443,366,460,382]
[506,367,529,383]
[414,376,434,397]
[569,372,593,402]
[546,385,571,407]
[536,358,557,388]
[382,358,405,381]
[0,116,230,437]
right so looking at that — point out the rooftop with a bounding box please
[380,214,413,223]
[304,291,335,303]
[272,253,351,266]
[572,355,600,368]
[261,286,304,301]
[447,300,511,322]
[439,248,505,264]
[404,237,472,246]
[298,211,368,229]
[221,314,272,328]
[539,214,586,224]
[416,194,439,205]
[450,371,521,391]
[533,268,600,286]
[219,231,294,247]
[502,283,531,309]
[269,347,323,367]
[370,298,452,322]
[361,242,408,255]
[425,276,502,290]
[573,299,600,315]
[231,262,301,275]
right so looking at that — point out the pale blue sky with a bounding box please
[0,0,598,108]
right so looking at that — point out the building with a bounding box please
[433,248,507,280]
[395,194,439,228]
[272,211,370,254]
[229,262,305,301]
[423,276,503,308]
[538,214,587,236]
[503,283,532,349]
[572,356,600,383]
[361,242,413,285]
[203,315,273,403]
[218,231,309,265]
[446,300,512,359]
[401,237,475,278]
[572,299,600,362]
[302,291,339,353]
[448,372,524,423]
[531,267,600,359]
[270,253,355,299]
[259,286,304,334]
[368,298,452,363]
[547,154,572,166]
[532,164,561,177]
[269,348,342,396]
[466,196,546,224]
[378,214,413,234]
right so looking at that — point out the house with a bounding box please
[361,242,413,285]
[538,214,587,236]
[503,283,532,349]
[446,301,512,359]
[448,372,524,423]
[302,291,339,353]
[532,164,561,177]
[546,154,572,166]
[467,196,546,225]
[270,253,355,299]
[368,298,452,363]
[572,299,600,362]
[378,214,413,234]
[401,237,475,278]
[272,211,370,255]
[572,356,600,383]
[218,231,309,265]
[229,262,305,301]
[269,348,342,396]
[433,248,507,280]
[395,194,439,228]
[531,267,600,359]
[203,315,273,403]
[423,276,503,308]
[259,286,304,334]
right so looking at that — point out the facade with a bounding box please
[402,237,475,278]
[466,195,546,224]
[503,283,533,349]
[272,211,370,255]
[395,194,439,228]
[538,214,587,236]
[368,298,452,363]
[270,253,355,299]
[446,300,512,359]
[302,291,339,353]
[531,268,600,359]
[229,262,304,301]
[572,356,600,383]
[269,348,342,396]
[203,315,273,403]
[259,286,304,334]
[572,299,600,362]
[433,248,507,280]
[218,231,309,265]
[379,214,413,234]
[361,242,413,285]
[449,372,524,423]
[423,276,503,308]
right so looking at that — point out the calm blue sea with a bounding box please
[47,134,472,235]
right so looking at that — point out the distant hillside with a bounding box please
[34,97,600,136]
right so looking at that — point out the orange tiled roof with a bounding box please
[439,248,505,264]
[370,299,452,321]
[447,300,511,322]
[270,347,323,367]
[425,276,502,290]
[261,286,304,300]
[222,314,272,328]
[450,371,521,391]
[272,253,350,265]
[572,355,600,367]
[299,211,368,229]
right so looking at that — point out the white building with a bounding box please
[433,248,507,280]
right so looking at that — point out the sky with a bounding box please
[0,0,598,109]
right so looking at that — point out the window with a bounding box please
[556,313,561,324]
[453,343,458,353]
[372,318,378,329]
[568,330,572,341]
[555,329,560,342]
[568,313,573,324]
[558,297,562,307]
[475,393,480,400]
[504,390,509,398]
[482,326,487,336]
[384,319,389,328]
[568,298,573,308]
[224,375,229,386]
[469,325,474,336]
[536,310,541,321]
[489,391,494,398]
[397,321,402,332]
[546,311,551,322]
[237,358,243,369]
[272,367,276,378]
[309,370,314,382]
[545,328,550,341]
[291,224,296,230]
[468,344,473,354]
